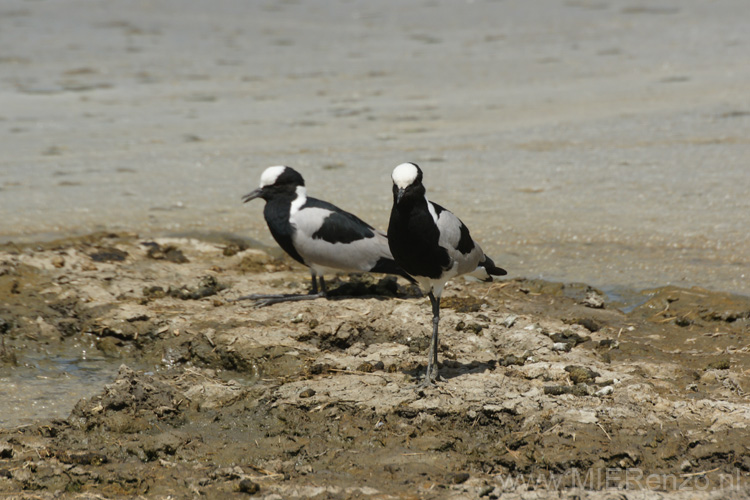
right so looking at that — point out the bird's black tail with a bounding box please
[370,257,418,284]
[481,255,507,277]
[469,255,507,282]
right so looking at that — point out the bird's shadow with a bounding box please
[403,359,497,384]
[319,275,422,301]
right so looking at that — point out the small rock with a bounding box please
[223,243,247,256]
[299,388,315,398]
[552,342,572,352]
[51,255,65,268]
[565,365,600,384]
[706,359,730,370]
[456,321,483,334]
[548,330,590,348]
[680,459,692,472]
[168,275,226,300]
[583,291,605,309]
[499,354,525,367]
[357,362,375,372]
[449,472,470,484]
[564,317,601,332]
[502,314,518,328]
[143,242,189,263]
[238,478,260,494]
[598,339,619,349]
[89,247,128,262]
[595,385,614,397]
[143,286,166,299]
[0,443,13,459]
[675,316,692,327]
[544,385,590,397]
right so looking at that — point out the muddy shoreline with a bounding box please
[0,232,749,498]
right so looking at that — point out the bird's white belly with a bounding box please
[293,235,382,274]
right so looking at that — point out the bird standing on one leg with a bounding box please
[387,162,507,385]
[241,165,411,305]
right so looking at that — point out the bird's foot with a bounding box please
[231,292,325,307]
[417,368,441,388]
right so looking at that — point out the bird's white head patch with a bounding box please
[259,165,288,188]
[391,163,420,189]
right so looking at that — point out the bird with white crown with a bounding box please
[241,165,412,305]
[387,162,507,385]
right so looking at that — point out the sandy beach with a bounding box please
[1,0,749,498]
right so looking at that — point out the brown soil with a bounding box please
[1,233,749,499]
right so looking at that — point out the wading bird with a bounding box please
[387,162,507,385]
[241,165,411,305]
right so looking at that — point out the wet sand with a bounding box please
[1,0,749,295]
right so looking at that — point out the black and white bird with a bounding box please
[241,165,411,305]
[387,162,507,385]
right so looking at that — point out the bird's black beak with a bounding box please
[395,187,405,204]
[241,187,264,203]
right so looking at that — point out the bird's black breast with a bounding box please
[304,198,376,244]
[388,201,450,280]
[263,198,305,265]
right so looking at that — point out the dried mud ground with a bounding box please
[1,233,750,499]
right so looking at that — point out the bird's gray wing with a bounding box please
[430,201,485,275]
[291,206,392,273]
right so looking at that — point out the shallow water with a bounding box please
[0,341,119,428]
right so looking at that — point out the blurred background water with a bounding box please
[1,0,748,295]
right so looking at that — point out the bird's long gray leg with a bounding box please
[422,291,441,386]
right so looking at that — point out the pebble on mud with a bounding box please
[548,330,590,349]
[448,472,470,484]
[142,286,166,299]
[298,388,315,398]
[222,242,248,257]
[499,354,526,367]
[565,365,600,384]
[88,247,128,262]
[168,275,226,300]
[143,242,190,263]
[595,385,614,396]
[706,359,730,370]
[544,385,590,397]
[441,296,486,313]
[502,314,518,328]
[455,321,483,334]
[238,478,260,495]
[583,291,605,309]
[357,361,384,372]
[563,317,602,332]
